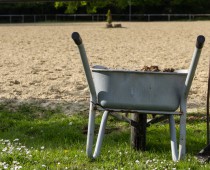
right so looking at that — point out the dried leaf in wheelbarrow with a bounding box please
[140,66,175,72]
[141,65,160,72]
[163,68,175,72]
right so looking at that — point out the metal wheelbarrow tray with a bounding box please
[72,32,205,161]
[92,69,187,112]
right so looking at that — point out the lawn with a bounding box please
[0,103,209,169]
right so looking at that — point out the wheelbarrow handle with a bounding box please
[196,35,205,49]
[72,32,83,45]
[71,32,97,103]
[184,35,205,99]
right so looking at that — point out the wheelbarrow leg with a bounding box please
[178,113,186,160]
[169,109,187,162]
[93,110,109,158]
[86,102,96,158]
[86,102,109,159]
[178,102,187,160]
[169,115,178,161]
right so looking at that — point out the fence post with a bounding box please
[168,14,171,21]
[22,15,24,23]
[148,14,150,21]
[129,0,132,21]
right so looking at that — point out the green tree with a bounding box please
[54,0,133,14]
[55,1,108,14]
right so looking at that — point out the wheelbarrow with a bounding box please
[72,32,205,161]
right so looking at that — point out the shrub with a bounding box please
[106,9,112,24]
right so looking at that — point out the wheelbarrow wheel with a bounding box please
[131,113,147,151]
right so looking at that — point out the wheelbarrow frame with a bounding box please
[72,32,205,161]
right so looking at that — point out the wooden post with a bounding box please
[148,15,150,22]
[189,14,191,21]
[131,113,147,151]
[168,14,170,21]
[22,15,24,23]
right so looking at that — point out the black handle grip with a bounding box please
[72,32,82,45]
[196,35,205,49]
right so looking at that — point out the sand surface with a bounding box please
[0,21,209,114]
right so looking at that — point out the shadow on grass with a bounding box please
[0,102,88,149]
[0,102,207,157]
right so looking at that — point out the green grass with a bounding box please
[0,103,209,169]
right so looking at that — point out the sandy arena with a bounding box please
[0,21,209,114]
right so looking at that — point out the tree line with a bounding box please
[1,0,210,15]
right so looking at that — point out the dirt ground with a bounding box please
[0,21,209,114]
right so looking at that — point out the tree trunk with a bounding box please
[131,113,147,151]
